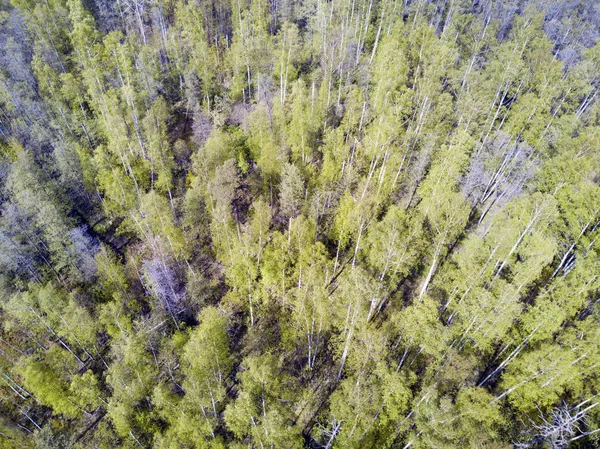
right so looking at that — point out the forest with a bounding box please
[1,0,600,447]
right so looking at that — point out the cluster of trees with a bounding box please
[1,0,600,447]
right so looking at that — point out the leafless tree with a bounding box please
[515,399,600,449]
[116,0,151,44]
[143,257,185,328]
[315,416,342,449]
[68,226,99,283]
[462,131,537,225]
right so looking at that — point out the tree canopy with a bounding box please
[1,0,600,447]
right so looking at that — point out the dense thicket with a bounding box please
[1,0,600,447]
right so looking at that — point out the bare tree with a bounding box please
[143,257,185,328]
[516,399,600,449]
[315,416,342,449]
[116,0,151,44]
[462,131,537,225]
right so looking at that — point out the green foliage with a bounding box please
[19,357,79,418]
[224,354,303,448]
[1,0,600,447]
